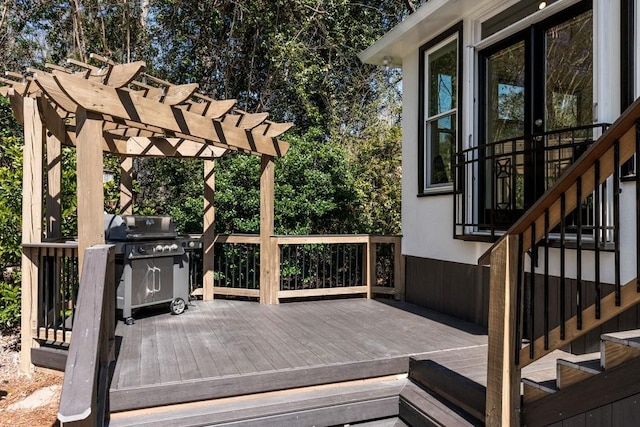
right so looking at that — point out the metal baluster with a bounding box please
[544,210,550,350]
[614,140,621,305]
[515,234,524,365]
[529,222,536,360]
[636,122,640,292]
[595,160,601,318]
[61,248,68,338]
[560,194,566,340]
[577,177,583,330]
[53,248,59,339]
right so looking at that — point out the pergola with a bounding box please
[0,54,292,310]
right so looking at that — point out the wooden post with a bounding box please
[260,155,277,304]
[46,131,62,239]
[20,96,45,372]
[119,156,133,215]
[366,237,376,299]
[203,159,215,301]
[485,235,521,426]
[75,107,105,272]
[393,237,405,301]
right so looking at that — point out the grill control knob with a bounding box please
[155,244,164,252]
[138,246,146,254]
[163,245,171,252]
[170,243,178,251]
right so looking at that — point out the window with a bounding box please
[419,23,462,194]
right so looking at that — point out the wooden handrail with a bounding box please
[483,97,640,426]
[58,245,115,426]
[479,96,640,266]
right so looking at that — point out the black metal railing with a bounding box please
[375,242,396,289]
[214,241,260,289]
[279,243,364,291]
[455,124,609,240]
[24,242,79,345]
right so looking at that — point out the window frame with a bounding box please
[418,22,463,196]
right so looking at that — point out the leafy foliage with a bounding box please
[0,270,21,331]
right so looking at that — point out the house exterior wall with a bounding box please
[364,0,640,326]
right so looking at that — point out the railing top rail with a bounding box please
[57,244,113,424]
[23,241,79,249]
[275,234,401,244]
[212,234,401,245]
[479,97,640,266]
[460,123,609,155]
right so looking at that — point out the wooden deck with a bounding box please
[109,298,488,412]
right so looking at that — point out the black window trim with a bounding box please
[418,21,463,196]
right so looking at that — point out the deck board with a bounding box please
[110,298,489,411]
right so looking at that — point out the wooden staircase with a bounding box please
[521,329,640,425]
[480,97,640,425]
[397,358,485,426]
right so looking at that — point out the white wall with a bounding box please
[400,0,634,284]
[400,18,492,266]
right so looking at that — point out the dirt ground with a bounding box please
[0,332,61,427]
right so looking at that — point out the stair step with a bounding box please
[408,358,485,422]
[522,378,557,404]
[601,330,640,369]
[399,381,482,427]
[109,378,405,427]
[556,358,602,389]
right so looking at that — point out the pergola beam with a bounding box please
[52,72,289,157]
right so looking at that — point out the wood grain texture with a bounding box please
[259,156,276,304]
[524,354,640,426]
[125,137,228,158]
[58,245,114,424]
[485,236,521,426]
[52,72,289,157]
[119,156,133,215]
[45,117,62,239]
[520,280,640,367]
[203,159,215,302]
[602,340,640,369]
[75,108,105,272]
[20,97,44,372]
[109,299,489,411]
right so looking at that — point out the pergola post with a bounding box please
[75,107,105,272]
[20,96,44,371]
[45,130,62,239]
[119,156,134,215]
[203,159,216,301]
[260,155,277,304]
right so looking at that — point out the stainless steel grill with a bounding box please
[106,214,189,325]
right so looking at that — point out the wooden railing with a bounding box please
[481,98,640,426]
[195,234,404,302]
[58,245,115,427]
[20,241,79,370]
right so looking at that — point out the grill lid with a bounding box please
[105,214,177,241]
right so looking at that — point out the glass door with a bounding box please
[480,3,593,230]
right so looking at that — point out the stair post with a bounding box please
[486,235,521,426]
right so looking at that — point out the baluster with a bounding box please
[544,209,550,350]
[560,193,566,340]
[529,222,536,360]
[595,160,601,319]
[577,177,583,330]
[614,140,621,306]
[515,234,524,365]
[636,122,640,292]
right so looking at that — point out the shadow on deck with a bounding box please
[108,298,489,413]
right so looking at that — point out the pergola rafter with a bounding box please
[1,58,291,372]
